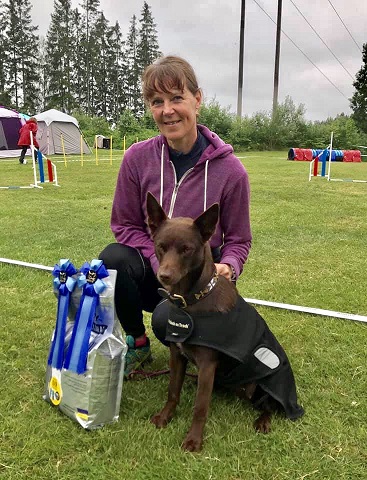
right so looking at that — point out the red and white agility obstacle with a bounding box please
[288,132,367,183]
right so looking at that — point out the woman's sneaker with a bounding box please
[124,335,152,378]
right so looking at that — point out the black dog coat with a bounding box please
[162,295,304,420]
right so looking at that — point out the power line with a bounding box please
[251,0,349,101]
[289,0,355,81]
[327,0,363,54]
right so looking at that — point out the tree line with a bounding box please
[0,0,160,122]
[1,0,367,151]
[80,96,367,153]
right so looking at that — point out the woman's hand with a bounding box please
[215,263,233,281]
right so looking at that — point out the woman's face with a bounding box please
[148,86,202,154]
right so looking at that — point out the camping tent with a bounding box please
[34,109,91,155]
[0,107,25,158]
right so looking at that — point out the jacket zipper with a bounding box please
[167,164,194,218]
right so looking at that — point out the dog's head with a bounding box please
[146,192,219,290]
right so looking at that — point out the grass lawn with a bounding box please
[0,151,366,479]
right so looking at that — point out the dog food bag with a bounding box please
[44,259,127,430]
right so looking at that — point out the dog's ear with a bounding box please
[194,203,219,243]
[146,192,167,235]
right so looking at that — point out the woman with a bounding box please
[18,117,39,165]
[99,55,252,377]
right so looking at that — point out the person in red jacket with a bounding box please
[18,117,39,164]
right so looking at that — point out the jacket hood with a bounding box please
[155,124,235,212]
[197,124,234,161]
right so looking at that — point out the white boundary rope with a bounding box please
[244,298,366,324]
[0,257,53,271]
[1,257,366,324]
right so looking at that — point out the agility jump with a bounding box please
[308,132,334,182]
[307,132,367,183]
[0,132,60,190]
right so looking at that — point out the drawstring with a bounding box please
[160,144,165,206]
[204,159,209,211]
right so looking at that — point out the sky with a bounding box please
[30,0,367,122]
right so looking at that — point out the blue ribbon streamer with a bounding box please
[48,259,77,369]
[64,259,108,374]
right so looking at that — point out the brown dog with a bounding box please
[147,192,304,452]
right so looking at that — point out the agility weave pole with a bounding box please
[1,257,366,325]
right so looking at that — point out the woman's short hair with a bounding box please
[142,56,200,102]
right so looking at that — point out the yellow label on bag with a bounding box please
[48,376,62,405]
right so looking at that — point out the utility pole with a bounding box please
[237,0,246,118]
[272,0,283,119]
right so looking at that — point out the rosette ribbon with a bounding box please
[64,259,109,374]
[48,259,78,369]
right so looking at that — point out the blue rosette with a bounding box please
[64,259,109,374]
[48,259,78,369]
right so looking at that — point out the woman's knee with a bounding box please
[99,243,144,275]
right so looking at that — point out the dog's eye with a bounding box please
[157,243,167,253]
[180,245,192,254]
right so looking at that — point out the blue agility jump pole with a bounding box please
[38,149,45,183]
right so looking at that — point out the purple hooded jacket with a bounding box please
[110,124,252,278]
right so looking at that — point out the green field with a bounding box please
[0,152,366,479]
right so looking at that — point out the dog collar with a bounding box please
[158,271,219,309]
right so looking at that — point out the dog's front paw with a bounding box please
[254,413,271,434]
[150,412,172,428]
[182,433,203,452]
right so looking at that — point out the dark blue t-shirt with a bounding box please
[169,130,210,182]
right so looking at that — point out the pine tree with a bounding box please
[105,22,129,124]
[38,37,47,111]
[0,1,12,107]
[4,0,40,112]
[137,2,161,72]
[44,0,75,112]
[92,12,110,118]
[79,0,100,114]
[70,8,83,109]
[125,14,141,116]
[350,43,367,134]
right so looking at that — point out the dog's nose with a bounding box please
[158,270,172,285]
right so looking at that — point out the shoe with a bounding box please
[124,335,153,379]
